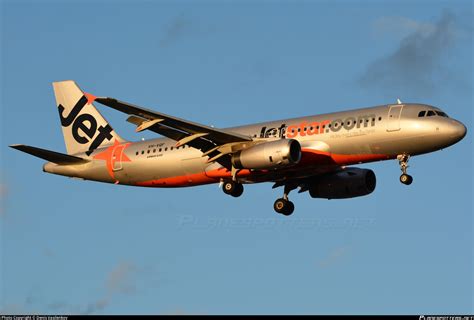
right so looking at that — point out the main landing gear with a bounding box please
[397,154,413,185]
[222,180,244,197]
[274,184,297,216]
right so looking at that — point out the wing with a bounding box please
[93,96,255,169]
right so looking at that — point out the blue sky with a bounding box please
[1,0,472,315]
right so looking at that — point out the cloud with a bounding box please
[83,298,110,315]
[372,16,436,38]
[318,246,349,269]
[43,261,138,314]
[106,261,136,295]
[5,261,141,314]
[160,14,193,48]
[0,304,25,314]
[47,301,69,311]
[358,11,465,97]
[42,248,55,258]
[82,261,137,314]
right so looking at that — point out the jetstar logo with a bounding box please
[258,114,377,139]
[58,94,113,156]
[93,139,131,182]
[259,124,287,138]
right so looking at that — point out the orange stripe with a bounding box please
[136,168,253,187]
[136,150,391,187]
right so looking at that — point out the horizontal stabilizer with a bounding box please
[10,144,89,165]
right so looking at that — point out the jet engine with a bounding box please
[231,139,301,170]
[308,168,376,199]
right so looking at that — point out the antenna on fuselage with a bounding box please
[397,98,403,104]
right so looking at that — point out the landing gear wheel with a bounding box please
[397,154,414,185]
[231,183,244,197]
[399,174,413,185]
[273,198,295,216]
[284,201,295,216]
[222,181,244,197]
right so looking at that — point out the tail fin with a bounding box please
[53,80,125,156]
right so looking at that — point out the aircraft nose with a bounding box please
[448,120,467,142]
[454,121,467,140]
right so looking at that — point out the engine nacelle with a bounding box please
[308,168,376,199]
[231,139,301,170]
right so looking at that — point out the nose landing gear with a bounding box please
[397,154,413,185]
[400,173,413,185]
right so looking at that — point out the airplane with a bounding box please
[10,81,467,215]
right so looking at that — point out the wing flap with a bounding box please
[136,118,164,132]
[126,115,148,126]
[175,133,209,147]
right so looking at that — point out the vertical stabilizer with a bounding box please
[53,80,125,155]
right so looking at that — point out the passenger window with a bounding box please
[159,148,162,152]
[165,147,168,151]
[135,151,138,155]
[147,150,150,154]
[427,110,436,117]
[171,147,174,151]
[141,151,144,155]
[378,117,382,121]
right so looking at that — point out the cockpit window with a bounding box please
[418,109,449,118]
